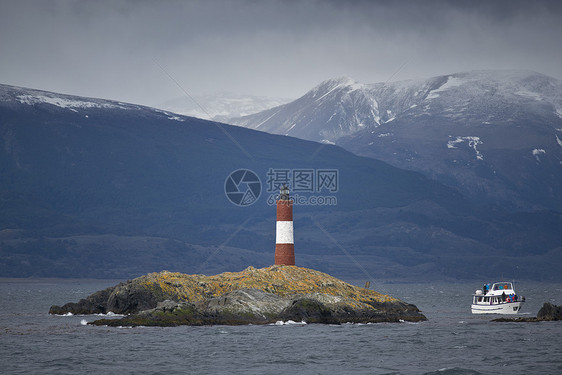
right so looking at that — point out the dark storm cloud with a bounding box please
[1,0,561,106]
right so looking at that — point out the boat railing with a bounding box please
[472,294,525,305]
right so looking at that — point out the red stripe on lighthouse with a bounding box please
[275,243,295,265]
[276,200,293,221]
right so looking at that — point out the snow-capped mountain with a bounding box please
[230,77,382,144]
[155,92,291,122]
[229,70,562,210]
[0,83,189,122]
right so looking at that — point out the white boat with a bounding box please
[471,282,525,314]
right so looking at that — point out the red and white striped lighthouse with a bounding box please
[274,184,295,266]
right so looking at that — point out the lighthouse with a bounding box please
[274,184,295,266]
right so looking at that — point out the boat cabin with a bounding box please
[473,282,521,305]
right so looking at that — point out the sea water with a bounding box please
[1,279,561,375]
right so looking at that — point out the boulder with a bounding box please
[49,281,159,315]
[537,302,562,321]
[49,287,113,315]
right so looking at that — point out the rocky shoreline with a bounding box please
[49,266,427,326]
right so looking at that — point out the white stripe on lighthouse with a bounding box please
[276,221,294,244]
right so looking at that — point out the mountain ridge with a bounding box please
[228,70,562,211]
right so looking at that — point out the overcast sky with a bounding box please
[1,0,561,107]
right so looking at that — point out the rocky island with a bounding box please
[49,266,427,326]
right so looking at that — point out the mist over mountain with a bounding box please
[155,92,291,123]
[1,83,561,281]
[229,70,562,211]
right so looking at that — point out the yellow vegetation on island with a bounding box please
[135,265,399,309]
[49,264,427,325]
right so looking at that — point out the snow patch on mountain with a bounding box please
[153,109,185,122]
[447,136,484,160]
[16,94,126,110]
[515,90,543,101]
[533,148,546,161]
[426,76,467,100]
[312,76,358,92]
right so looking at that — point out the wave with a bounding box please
[272,320,307,326]
[423,367,483,375]
[94,312,125,317]
[54,311,125,317]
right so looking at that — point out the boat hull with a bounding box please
[471,301,524,314]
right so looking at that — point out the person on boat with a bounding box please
[483,284,488,295]
[502,291,506,302]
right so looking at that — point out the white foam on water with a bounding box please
[273,320,307,326]
[94,311,125,317]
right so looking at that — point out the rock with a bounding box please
[205,288,291,319]
[51,266,427,326]
[92,289,290,327]
[278,293,424,324]
[537,302,562,321]
[155,299,184,312]
[279,298,334,323]
[492,302,562,322]
[49,287,113,315]
[106,282,159,313]
[49,281,160,315]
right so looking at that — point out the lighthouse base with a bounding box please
[275,244,295,266]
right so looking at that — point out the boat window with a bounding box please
[493,283,512,290]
